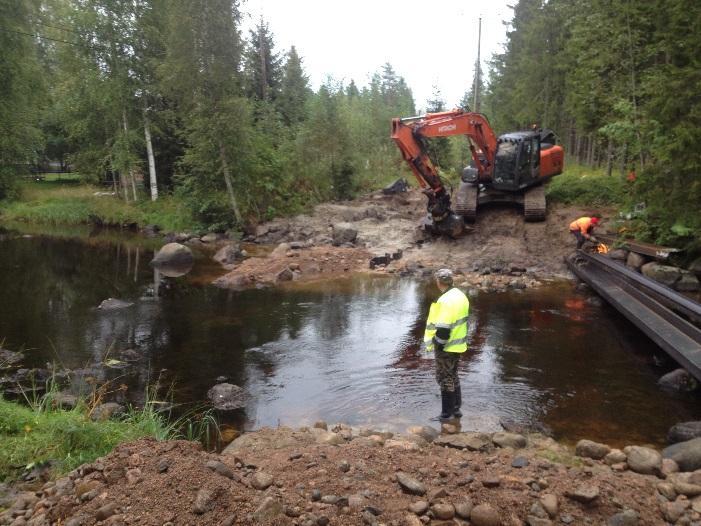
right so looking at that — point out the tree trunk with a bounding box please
[606,140,613,176]
[143,99,158,201]
[122,110,138,202]
[218,141,243,224]
[575,132,583,164]
[620,143,628,178]
[259,29,268,101]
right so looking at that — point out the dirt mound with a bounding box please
[5,428,673,525]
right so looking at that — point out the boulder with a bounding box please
[406,425,439,443]
[206,383,246,410]
[604,449,627,465]
[658,368,698,392]
[251,472,274,490]
[151,242,193,267]
[52,392,78,410]
[430,503,455,520]
[576,439,611,460]
[625,252,647,270]
[566,484,599,503]
[624,446,661,475]
[97,298,134,310]
[492,432,527,449]
[669,422,701,444]
[608,249,628,261]
[213,244,242,265]
[332,223,358,245]
[90,402,124,421]
[0,348,23,366]
[641,262,681,287]
[201,233,224,243]
[675,271,700,292]
[663,437,701,471]
[689,256,701,277]
[434,432,491,451]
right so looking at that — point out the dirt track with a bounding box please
[213,188,605,290]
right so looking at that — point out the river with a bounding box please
[0,226,698,446]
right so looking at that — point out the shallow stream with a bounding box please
[0,227,698,446]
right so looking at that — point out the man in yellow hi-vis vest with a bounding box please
[423,268,470,422]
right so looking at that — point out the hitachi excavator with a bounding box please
[391,109,564,237]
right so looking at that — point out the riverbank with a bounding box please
[3,423,699,525]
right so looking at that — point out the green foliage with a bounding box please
[546,163,627,207]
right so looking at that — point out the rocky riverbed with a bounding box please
[5,423,701,525]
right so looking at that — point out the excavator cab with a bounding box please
[492,132,541,191]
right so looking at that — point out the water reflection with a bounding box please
[0,233,699,445]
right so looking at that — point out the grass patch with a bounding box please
[0,181,199,232]
[0,396,168,481]
[546,162,627,208]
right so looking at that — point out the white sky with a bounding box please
[240,0,514,112]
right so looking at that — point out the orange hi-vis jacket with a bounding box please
[569,217,595,234]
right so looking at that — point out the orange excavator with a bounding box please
[391,109,564,237]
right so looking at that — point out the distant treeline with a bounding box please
[2,0,699,245]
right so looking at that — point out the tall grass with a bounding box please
[0,182,199,232]
[0,378,220,482]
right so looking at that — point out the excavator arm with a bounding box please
[391,109,500,236]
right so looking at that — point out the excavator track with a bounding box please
[524,185,546,222]
[454,182,478,223]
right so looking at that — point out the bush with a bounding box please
[546,163,627,207]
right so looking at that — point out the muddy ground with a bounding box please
[4,425,692,526]
[212,188,605,291]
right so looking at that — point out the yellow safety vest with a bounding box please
[423,287,470,353]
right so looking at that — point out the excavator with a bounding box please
[391,108,564,237]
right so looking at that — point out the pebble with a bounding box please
[539,494,558,518]
[560,514,574,524]
[470,503,501,526]
[566,484,599,503]
[311,489,321,502]
[430,503,455,520]
[157,459,170,473]
[396,472,427,496]
[454,498,473,519]
[95,502,118,521]
[409,501,429,515]
[251,471,274,490]
[607,509,639,526]
[288,452,303,460]
[192,489,217,514]
[428,488,448,501]
[339,460,350,473]
[657,482,677,501]
[482,476,501,488]
[512,456,529,468]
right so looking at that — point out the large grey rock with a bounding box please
[434,432,491,451]
[0,348,23,366]
[151,242,193,267]
[492,432,527,449]
[663,437,701,471]
[470,503,501,526]
[332,223,358,245]
[625,446,661,475]
[90,402,124,421]
[213,244,242,265]
[689,257,701,277]
[626,252,647,270]
[430,503,455,520]
[566,485,599,503]
[669,422,701,444]
[675,271,700,292]
[608,249,628,261]
[206,383,246,410]
[251,472,274,490]
[576,439,611,460]
[641,262,681,287]
[396,472,426,496]
[658,368,698,392]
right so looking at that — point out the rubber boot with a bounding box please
[453,384,462,418]
[439,390,456,422]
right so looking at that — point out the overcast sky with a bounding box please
[240,0,514,112]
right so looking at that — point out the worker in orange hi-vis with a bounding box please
[569,215,601,249]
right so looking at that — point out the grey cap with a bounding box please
[435,268,454,284]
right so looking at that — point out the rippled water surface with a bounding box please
[0,229,698,446]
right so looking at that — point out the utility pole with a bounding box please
[473,16,482,112]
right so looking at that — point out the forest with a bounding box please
[1,0,700,246]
